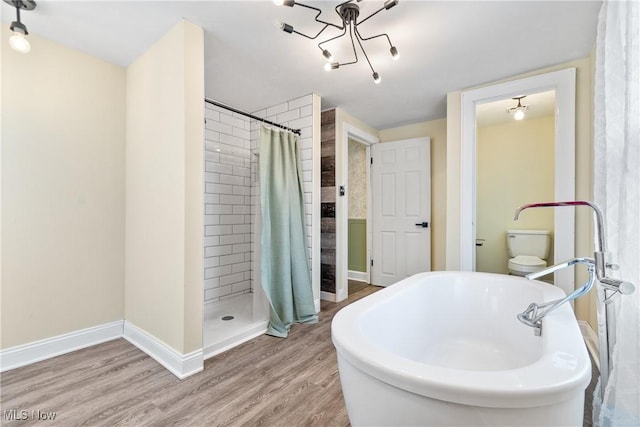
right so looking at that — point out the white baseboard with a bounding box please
[579,320,600,372]
[0,321,123,373]
[348,270,368,282]
[123,321,203,380]
[320,291,337,302]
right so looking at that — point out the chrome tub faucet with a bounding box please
[513,201,635,336]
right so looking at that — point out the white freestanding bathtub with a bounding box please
[331,271,591,426]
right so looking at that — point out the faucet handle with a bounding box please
[600,277,635,295]
[606,263,620,271]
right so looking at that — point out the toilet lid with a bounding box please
[510,255,546,267]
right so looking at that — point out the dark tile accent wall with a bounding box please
[321,110,336,294]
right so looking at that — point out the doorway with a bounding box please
[460,68,576,296]
[335,124,377,301]
[347,138,370,293]
[475,91,556,275]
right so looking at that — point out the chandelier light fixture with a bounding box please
[508,96,529,121]
[274,0,399,84]
[3,0,37,54]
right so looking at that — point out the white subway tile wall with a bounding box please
[204,105,253,302]
[204,94,315,303]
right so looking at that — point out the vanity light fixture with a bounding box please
[275,0,400,84]
[4,0,37,54]
[508,96,528,121]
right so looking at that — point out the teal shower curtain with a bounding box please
[259,126,318,337]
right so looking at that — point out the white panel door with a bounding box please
[371,138,431,286]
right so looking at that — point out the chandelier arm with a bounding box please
[292,24,332,40]
[356,6,385,27]
[354,27,375,74]
[355,27,393,48]
[347,22,360,66]
[318,25,348,50]
[296,2,344,31]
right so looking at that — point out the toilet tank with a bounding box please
[506,230,551,259]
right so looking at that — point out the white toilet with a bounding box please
[506,230,551,276]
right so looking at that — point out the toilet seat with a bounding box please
[508,255,546,275]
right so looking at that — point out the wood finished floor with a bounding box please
[1,286,379,427]
[1,283,598,427]
[347,280,368,296]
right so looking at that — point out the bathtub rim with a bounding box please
[331,271,592,409]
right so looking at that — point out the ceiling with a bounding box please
[1,0,601,129]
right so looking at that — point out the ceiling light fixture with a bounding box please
[4,0,37,54]
[275,0,399,84]
[508,96,528,121]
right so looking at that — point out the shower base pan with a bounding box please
[203,293,268,359]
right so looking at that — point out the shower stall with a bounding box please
[202,95,319,358]
[202,101,269,359]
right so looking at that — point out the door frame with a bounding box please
[335,123,379,302]
[460,68,576,296]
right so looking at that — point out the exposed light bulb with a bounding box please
[373,72,381,84]
[9,32,30,54]
[324,62,339,72]
[274,0,284,5]
[390,46,399,61]
[513,109,525,121]
[384,0,399,10]
[281,22,294,33]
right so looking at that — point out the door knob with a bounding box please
[415,222,429,228]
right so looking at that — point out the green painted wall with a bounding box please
[348,219,367,272]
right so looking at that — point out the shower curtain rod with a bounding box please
[205,98,302,136]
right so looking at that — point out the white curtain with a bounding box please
[593,1,640,425]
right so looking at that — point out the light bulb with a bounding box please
[9,32,30,54]
[513,109,525,121]
[274,0,284,4]
[281,23,294,33]
[390,46,399,61]
[324,62,339,72]
[373,72,381,84]
[384,0,399,10]
[322,49,334,62]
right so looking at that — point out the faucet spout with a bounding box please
[514,200,607,279]
[514,200,605,253]
[525,257,594,281]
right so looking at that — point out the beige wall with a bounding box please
[379,119,447,271]
[125,20,204,354]
[446,56,596,326]
[335,108,380,143]
[1,26,126,348]
[476,116,555,274]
